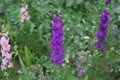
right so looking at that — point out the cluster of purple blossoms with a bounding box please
[50,13,64,66]
[105,0,111,5]
[94,10,110,52]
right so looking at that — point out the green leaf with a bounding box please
[24,46,31,72]
[18,55,30,80]
[66,0,74,7]
[84,2,91,11]
[75,0,83,5]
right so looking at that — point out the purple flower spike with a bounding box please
[105,0,111,5]
[50,13,64,66]
[78,68,84,76]
[94,10,110,52]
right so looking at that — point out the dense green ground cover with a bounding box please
[0,0,120,80]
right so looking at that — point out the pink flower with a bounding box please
[1,50,6,57]
[21,15,26,22]
[2,58,8,65]
[26,16,30,20]
[2,44,10,52]
[8,62,13,68]
[0,36,8,46]
[0,34,13,70]
[5,53,12,59]
[20,4,28,13]
[24,11,28,16]
[20,4,30,22]
[1,65,6,71]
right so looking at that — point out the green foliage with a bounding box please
[19,54,31,80]
[24,46,31,71]
[0,0,120,80]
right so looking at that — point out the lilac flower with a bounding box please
[0,34,13,70]
[94,10,110,52]
[20,4,30,22]
[50,13,64,66]
[105,0,111,5]
[78,68,84,76]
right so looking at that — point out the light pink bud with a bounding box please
[5,53,12,59]
[2,58,8,65]
[1,65,6,70]
[1,50,6,57]
[0,36,8,46]
[8,62,13,68]
[20,4,28,13]
[2,44,10,52]
[26,16,30,20]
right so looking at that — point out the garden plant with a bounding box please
[0,0,120,80]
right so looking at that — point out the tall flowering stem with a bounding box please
[94,10,110,52]
[0,33,13,70]
[20,4,30,22]
[50,13,64,66]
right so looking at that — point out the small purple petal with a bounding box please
[105,0,111,5]
[78,68,84,76]
[94,42,100,48]
[73,62,77,67]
